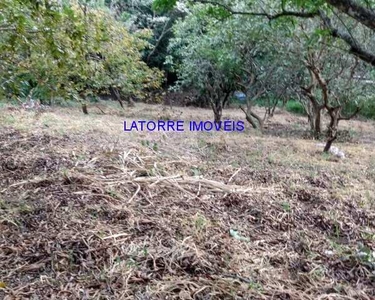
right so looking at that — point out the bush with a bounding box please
[343,100,375,120]
[285,100,306,115]
[361,102,375,119]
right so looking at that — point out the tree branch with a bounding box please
[194,0,375,67]
[0,26,40,33]
[339,105,361,120]
[326,0,375,31]
[319,10,375,66]
[273,2,375,68]
[308,64,329,106]
[146,19,172,63]
[194,0,318,19]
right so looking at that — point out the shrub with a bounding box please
[342,99,375,120]
[285,100,306,115]
[361,102,375,119]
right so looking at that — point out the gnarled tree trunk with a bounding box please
[240,104,264,132]
[209,91,230,124]
[213,104,222,123]
[301,81,323,138]
[324,107,341,152]
[311,104,323,138]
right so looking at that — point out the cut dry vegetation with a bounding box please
[1,104,375,299]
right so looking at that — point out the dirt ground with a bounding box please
[0,103,374,299]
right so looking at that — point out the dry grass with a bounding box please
[0,103,375,299]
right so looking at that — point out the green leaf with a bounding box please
[230,229,250,242]
[152,0,176,12]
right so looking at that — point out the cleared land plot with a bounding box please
[0,104,375,299]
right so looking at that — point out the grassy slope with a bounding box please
[0,103,374,299]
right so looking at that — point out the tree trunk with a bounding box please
[111,87,125,110]
[324,108,340,152]
[82,103,88,115]
[240,105,264,132]
[313,107,322,137]
[324,136,336,152]
[307,114,314,131]
[246,100,264,132]
[210,96,223,124]
[270,102,277,117]
[301,81,323,138]
[307,104,322,138]
[128,97,135,107]
[241,106,257,129]
[214,104,222,123]
[250,110,264,132]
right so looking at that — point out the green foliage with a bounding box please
[152,0,326,14]
[281,202,291,212]
[168,10,242,104]
[360,103,375,119]
[0,0,163,105]
[343,98,375,120]
[169,10,267,95]
[286,100,306,115]
[152,0,176,12]
[205,6,232,20]
[229,229,250,242]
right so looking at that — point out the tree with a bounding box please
[231,26,276,132]
[0,0,163,111]
[302,49,371,151]
[103,0,186,84]
[266,16,375,149]
[168,9,240,122]
[154,0,375,69]
[169,7,298,127]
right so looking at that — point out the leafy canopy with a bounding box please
[0,0,163,103]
